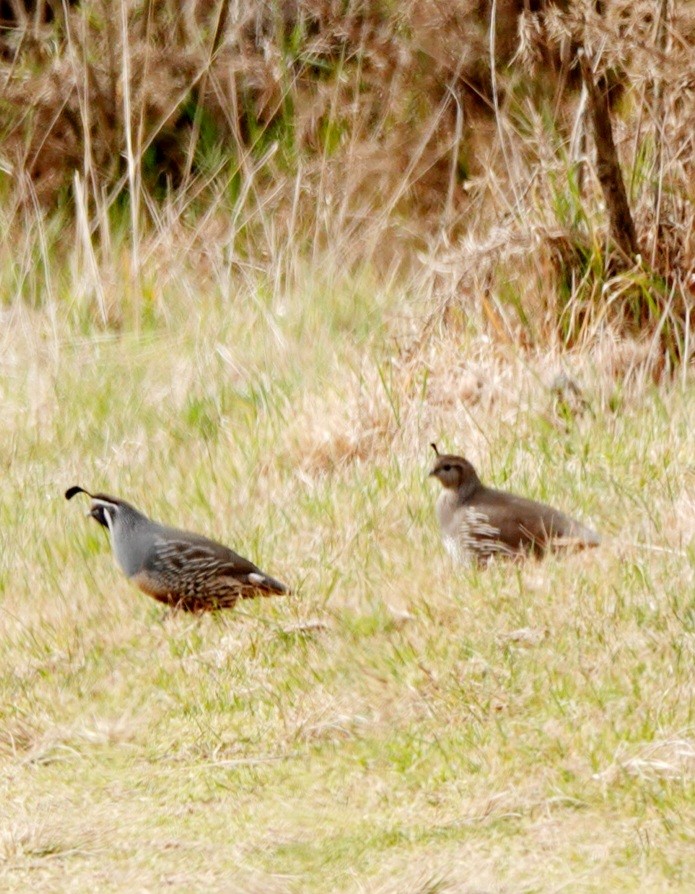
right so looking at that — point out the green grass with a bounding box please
[1,274,694,893]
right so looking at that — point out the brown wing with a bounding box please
[471,487,599,554]
[133,523,288,612]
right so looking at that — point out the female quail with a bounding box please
[428,444,600,563]
[66,487,289,612]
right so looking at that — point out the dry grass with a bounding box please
[1,259,693,891]
[0,3,693,890]
[1,1,693,355]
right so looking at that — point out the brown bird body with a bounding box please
[428,446,600,562]
[65,487,288,612]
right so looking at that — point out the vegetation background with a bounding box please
[1,1,693,891]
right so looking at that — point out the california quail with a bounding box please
[428,444,600,563]
[65,487,289,612]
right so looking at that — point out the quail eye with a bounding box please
[441,464,451,472]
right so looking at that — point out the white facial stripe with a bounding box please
[92,500,117,538]
[102,507,115,536]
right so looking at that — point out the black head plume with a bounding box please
[65,486,93,501]
[430,443,440,456]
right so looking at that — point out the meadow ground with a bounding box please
[1,276,693,893]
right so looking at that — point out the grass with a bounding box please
[0,3,692,888]
[0,267,693,893]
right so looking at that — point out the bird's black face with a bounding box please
[429,454,480,491]
[89,504,112,528]
[66,487,129,535]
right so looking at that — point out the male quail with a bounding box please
[428,444,600,563]
[65,487,289,612]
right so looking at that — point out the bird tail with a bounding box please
[245,572,290,596]
[558,520,601,548]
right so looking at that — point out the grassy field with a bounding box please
[1,269,693,893]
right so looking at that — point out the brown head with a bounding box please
[428,444,481,496]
